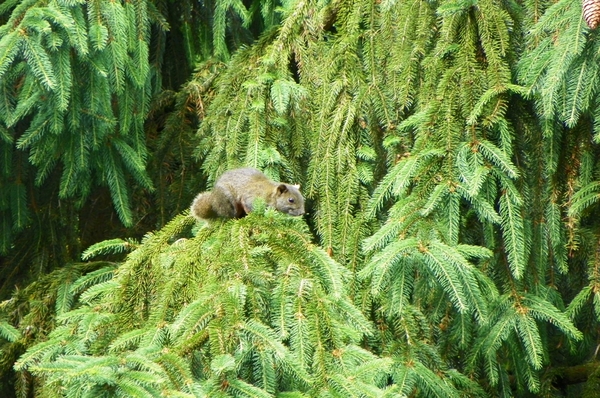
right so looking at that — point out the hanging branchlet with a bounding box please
[0,1,167,236]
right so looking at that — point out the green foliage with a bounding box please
[3,0,600,395]
[183,0,595,394]
[0,0,166,260]
[81,238,139,261]
[0,0,211,306]
[0,260,114,395]
[0,321,19,343]
[12,212,400,397]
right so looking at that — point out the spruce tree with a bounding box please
[2,0,600,396]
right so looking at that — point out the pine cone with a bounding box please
[584,0,600,29]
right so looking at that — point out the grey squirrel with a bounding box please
[191,168,305,220]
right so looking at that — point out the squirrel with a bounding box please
[190,167,305,221]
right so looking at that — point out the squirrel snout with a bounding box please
[291,208,305,216]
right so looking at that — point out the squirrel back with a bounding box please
[191,168,305,221]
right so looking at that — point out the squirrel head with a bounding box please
[274,184,305,216]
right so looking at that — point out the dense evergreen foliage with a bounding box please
[2,0,600,396]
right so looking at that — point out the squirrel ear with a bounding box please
[293,184,300,189]
[276,184,288,195]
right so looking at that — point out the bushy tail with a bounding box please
[190,192,218,220]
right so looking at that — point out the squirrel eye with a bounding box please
[288,198,295,203]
